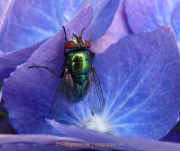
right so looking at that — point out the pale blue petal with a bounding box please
[0,0,64,52]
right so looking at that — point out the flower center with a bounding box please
[83,114,111,133]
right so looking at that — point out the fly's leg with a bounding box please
[28,65,73,87]
[28,66,61,78]
[91,111,94,116]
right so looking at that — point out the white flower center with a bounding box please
[83,114,111,133]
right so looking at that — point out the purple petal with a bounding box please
[171,2,180,48]
[0,0,65,52]
[0,115,17,134]
[74,0,120,40]
[47,120,180,151]
[0,0,15,46]
[1,144,78,151]
[0,38,49,84]
[0,134,84,151]
[125,0,179,33]
[89,0,120,40]
[2,5,93,134]
[0,134,83,144]
[94,25,180,139]
[90,0,132,53]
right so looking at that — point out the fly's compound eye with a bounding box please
[65,41,76,49]
[85,40,91,48]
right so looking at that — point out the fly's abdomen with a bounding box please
[67,51,91,84]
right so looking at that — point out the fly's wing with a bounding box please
[50,71,82,120]
[50,79,71,120]
[83,65,104,114]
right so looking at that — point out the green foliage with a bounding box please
[0,111,7,116]
[0,83,3,90]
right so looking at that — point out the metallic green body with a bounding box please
[67,51,91,84]
[65,51,91,103]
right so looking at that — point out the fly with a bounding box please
[28,26,104,120]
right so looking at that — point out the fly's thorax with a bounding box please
[67,51,91,63]
[67,51,91,83]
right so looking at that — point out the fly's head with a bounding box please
[65,28,91,53]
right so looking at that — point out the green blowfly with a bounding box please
[28,26,104,119]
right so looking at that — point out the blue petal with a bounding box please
[47,120,180,151]
[90,0,133,53]
[0,38,49,84]
[89,0,120,40]
[2,5,93,134]
[0,0,65,52]
[62,0,83,22]
[56,101,92,126]
[0,0,15,47]
[126,0,180,51]
[94,25,180,140]
[125,0,179,33]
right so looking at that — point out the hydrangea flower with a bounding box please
[0,0,180,150]
[125,0,180,50]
